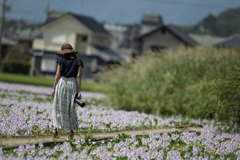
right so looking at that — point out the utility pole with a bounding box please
[0,0,6,66]
[80,0,84,14]
[45,0,50,20]
[28,15,33,47]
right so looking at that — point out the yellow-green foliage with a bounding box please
[213,69,240,132]
[103,47,240,119]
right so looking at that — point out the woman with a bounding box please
[51,43,84,139]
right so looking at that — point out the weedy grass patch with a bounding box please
[101,47,240,119]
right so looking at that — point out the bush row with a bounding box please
[102,47,240,121]
[1,60,30,75]
[213,69,240,132]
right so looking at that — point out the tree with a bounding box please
[181,7,240,37]
[5,45,31,62]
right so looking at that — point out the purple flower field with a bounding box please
[0,82,217,136]
[1,131,240,159]
[0,82,239,159]
[0,83,185,136]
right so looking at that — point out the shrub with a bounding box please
[2,60,31,75]
[101,47,240,119]
[213,69,240,132]
[5,45,31,61]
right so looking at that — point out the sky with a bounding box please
[3,0,240,26]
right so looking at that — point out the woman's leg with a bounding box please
[53,126,58,137]
[69,130,74,139]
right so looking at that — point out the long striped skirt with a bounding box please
[51,76,79,131]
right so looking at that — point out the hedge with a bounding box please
[2,60,30,75]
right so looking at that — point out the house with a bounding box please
[189,34,226,47]
[104,23,139,62]
[136,24,199,55]
[104,24,127,52]
[0,33,16,60]
[140,13,163,34]
[16,10,66,50]
[32,12,123,80]
[46,10,65,20]
[214,34,240,48]
[17,27,42,49]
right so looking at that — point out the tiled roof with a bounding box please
[215,34,240,48]
[167,25,198,46]
[44,12,110,36]
[18,29,43,40]
[91,45,124,62]
[71,13,110,35]
[2,33,16,46]
[137,24,198,46]
[189,34,226,47]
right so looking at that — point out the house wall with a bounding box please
[91,35,110,47]
[33,51,106,80]
[42,16,92,52]
[33,16,111,56]
[141,24,158,34]
[104,24,127,50]
[76,35,88,53]
[141,29,185,54]
[33,38,44,50]
[32,15,112,80]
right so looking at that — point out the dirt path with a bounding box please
[0,127,205,148]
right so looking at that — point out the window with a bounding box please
[162,28,166,35]
[51,34,67,44]
[150,45,166,53]
[91,58,97,72]
[41,58,57,72]
[82,36,87,42]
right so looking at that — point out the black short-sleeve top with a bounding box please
[57,57,84,78]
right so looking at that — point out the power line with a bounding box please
[145,0,230,9]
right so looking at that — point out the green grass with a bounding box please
[102,47,240,119]
[0,72,109,93]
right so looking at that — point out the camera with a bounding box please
[74,94,85,107]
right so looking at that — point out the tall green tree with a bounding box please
[181,7,240,37]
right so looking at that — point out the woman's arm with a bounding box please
[76,66,82,99]
[52,64,61,97]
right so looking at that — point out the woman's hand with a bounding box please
[52,89,55,97]
[77,92,81,99]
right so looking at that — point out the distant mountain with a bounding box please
[181,7,240,37]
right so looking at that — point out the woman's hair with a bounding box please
[63,53,76,58]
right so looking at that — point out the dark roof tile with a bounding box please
[71,13,110,35]
[44,12,110,36]
[166,24,198,46]
[92,45,124,62]
[137,24,198,46]
[215,35,240,48]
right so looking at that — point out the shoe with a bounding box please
[68,130,74,139]
[53,129,59,138]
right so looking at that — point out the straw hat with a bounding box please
[57,43,78,57]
